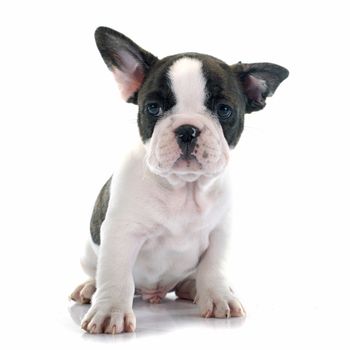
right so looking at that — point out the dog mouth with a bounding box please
[173,154,203,172]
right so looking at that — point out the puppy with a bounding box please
[70,27,288,334]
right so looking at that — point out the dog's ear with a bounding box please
[233,62,289,113]
[95,27,158,104]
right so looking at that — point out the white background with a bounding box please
[1,0,349,349]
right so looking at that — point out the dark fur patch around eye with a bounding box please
[200,56,246,147]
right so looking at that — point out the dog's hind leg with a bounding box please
[175,277,196,301]
[70,280,96,304]
[71,177,111,305]
[70,240,97,304]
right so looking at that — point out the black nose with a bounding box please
[174,125,201,157]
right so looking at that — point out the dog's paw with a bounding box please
[195,288,245,318]
[70,280,96,304]
[81,302,136,334]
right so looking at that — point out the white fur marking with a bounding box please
[168,58,207,114]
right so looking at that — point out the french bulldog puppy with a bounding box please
[70,27,288,334]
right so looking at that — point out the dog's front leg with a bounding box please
[195,225,246,319]
[81,221,145,334]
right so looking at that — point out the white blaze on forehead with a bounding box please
[168,57,207,114]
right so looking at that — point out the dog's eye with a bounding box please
[216,104,233,119]
[146,103,162,117]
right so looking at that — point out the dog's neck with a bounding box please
[140,160,228,215]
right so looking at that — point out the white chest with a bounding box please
[132,181,228,294]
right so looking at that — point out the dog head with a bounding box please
[95,27,288,182]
